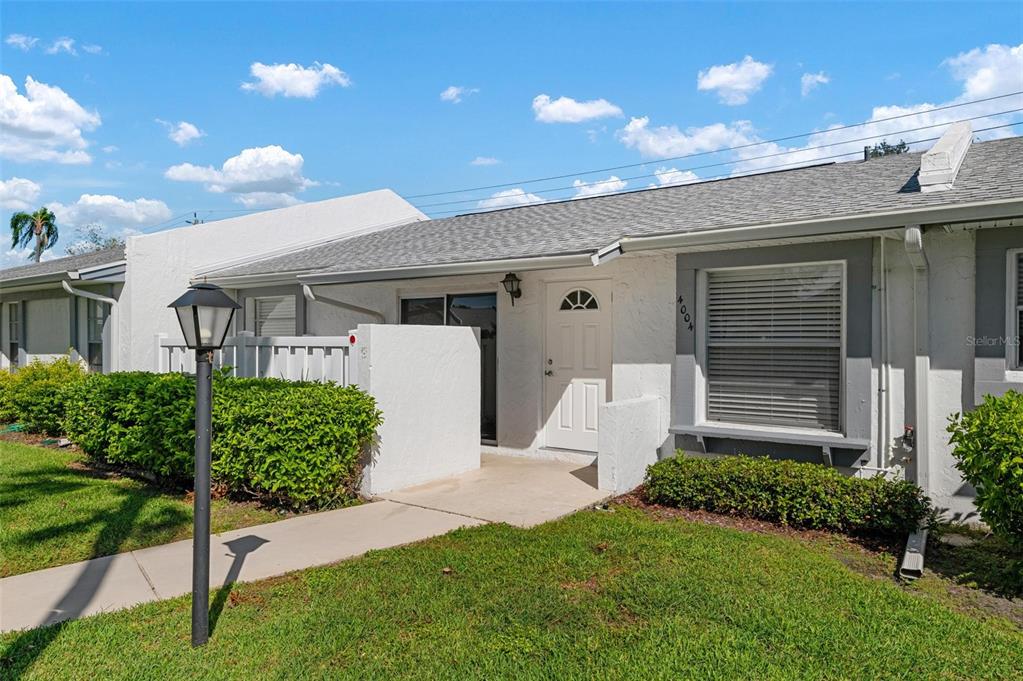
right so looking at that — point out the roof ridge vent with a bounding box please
[918,121,972,192]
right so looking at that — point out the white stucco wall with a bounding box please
[120,190,426,371]
[597,395,662,494]
[305,251,677,460]
[356,324,481,494]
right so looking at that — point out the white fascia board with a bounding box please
[298,253,593,285]
[192,269,319,288]
[616,197,1023,254]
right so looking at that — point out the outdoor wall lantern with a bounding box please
[168,282,240,648]
[501,272,522,306]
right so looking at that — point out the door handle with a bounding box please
[544,369,554,376]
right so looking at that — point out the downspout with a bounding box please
[874,235,892,476]
[62,280,117,306]
[301,284,386,324]
[62,281,118,373]
[901,224,930,581]
[903,225,929,493]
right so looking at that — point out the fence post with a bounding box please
[154,333,168,372]
[236,331,254,377]
[347,328,363,387]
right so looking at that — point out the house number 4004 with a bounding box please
[677,295,693,331]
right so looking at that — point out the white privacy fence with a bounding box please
[155,331,355,384]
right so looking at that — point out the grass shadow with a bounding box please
[926,525,1023,600]
[208,535,271,636]
[0,482,155,678]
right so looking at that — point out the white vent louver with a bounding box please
[918,122,972,193]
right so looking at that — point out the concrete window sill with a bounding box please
[670,423,871,451]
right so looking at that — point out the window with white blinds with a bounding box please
[252,296,296,336]
[705,263,844,432]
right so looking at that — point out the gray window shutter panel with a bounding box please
[705,263,843,432]
[254,296,297,336]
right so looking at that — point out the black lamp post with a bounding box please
[501,273,522,306]
[168,282,240,648]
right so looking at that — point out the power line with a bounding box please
[414,108,1023,210]
[421,120,1023,217]
[403,91,1023,199]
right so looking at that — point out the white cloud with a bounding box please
[232,192,303,209]
[697,56,773,105]
[2,245,59,269]
[440,86,478,103]
[617,116,757,158]
[477,188,544,209]
[729,43,1023,175]
[45,37,76,56]
[801,72,830,97]
[572,175,627,198]
[617,42,1022,178]
[157,119,205,146]
[48,194,171,229]
[0,177,42,210]
[945,43,1023,100]
[470,156,500,166]
[0,74,101,164]
[81,44,103,55]
[101,145,118,153]
[652,167,699,187]
[165,145,315,206]
[5,34,38,51]
[241,62,350,98]
[532,94,623,123]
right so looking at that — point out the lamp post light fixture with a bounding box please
[168,282,240,648]
[501,272,522,306]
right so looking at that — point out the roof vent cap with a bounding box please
[918,121,972,193]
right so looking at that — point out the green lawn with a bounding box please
[3,506,1020,680]
[0,440,282,577]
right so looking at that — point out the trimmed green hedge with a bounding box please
[61,371,382,508]
[1,357,86,435]
[644,454,932,535]
[948,391,1023,544]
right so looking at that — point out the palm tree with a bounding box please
[10,207,58,263]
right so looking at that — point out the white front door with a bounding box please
[543,280,612,452]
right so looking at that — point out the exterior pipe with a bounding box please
[62,280,117,305]
[301,284,386,323]
[899,529,929,580]
[904,225,931,494]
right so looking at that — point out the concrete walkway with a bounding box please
[0,455,607,633]
[381,454,608,527]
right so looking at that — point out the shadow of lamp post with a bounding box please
[168,282,240,648]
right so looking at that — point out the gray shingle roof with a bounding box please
[0,245,126,284]
[207,136,1023,280]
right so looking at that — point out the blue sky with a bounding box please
[1,1,1021,267]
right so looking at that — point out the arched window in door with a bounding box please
[559,289,599,311]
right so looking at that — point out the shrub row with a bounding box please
[948,391,1023,545]
[0,357,86,435]
[61,371,382,508]
[1,360,382,508]
[644,454,933,535]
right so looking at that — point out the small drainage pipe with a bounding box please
[899,529,928,580]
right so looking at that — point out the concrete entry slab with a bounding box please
[380,454,610,527]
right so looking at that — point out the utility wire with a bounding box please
[403,91,1023,199]
[414,108,1023,209]
[421,120,1023,217]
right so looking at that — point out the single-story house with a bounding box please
[0,246,126,372]
[0,189,427,374]
[193,124,1023,515]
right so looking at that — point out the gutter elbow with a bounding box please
[903,225,927,271]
